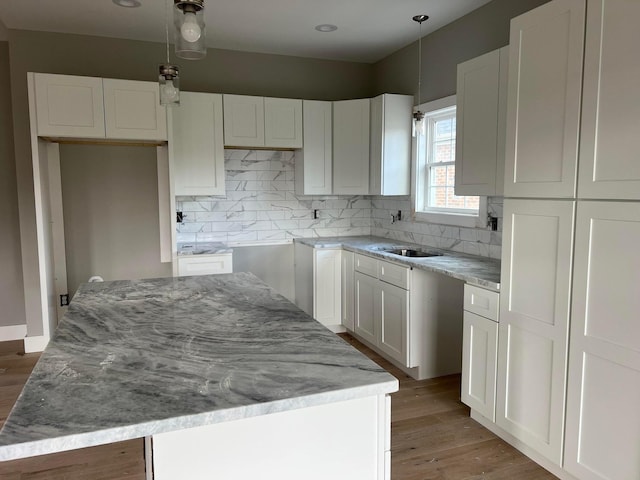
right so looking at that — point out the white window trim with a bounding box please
[410,95,487,229]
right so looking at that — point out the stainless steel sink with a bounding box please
[384,248,442,258]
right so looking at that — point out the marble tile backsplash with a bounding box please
[176,149,502,258]
[176,150,372,245]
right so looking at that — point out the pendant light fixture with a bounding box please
[174,0,206,60]
[160,0,180,106]
[412,15,429,137]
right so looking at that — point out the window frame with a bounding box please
[411,95,487,228]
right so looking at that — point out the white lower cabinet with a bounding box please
[294,244,342,331]
[461,284,499,422]
[341,251,354,331]
[563,201,640,480]
[497,199,575,466]
[352,253,463,380]
[177,253,233,277]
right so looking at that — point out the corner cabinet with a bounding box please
[223,94,302,149]
[333,99,370,195]
[503,0,585,198]
[32,73,167,141]
[169,92,225,196]
[369,94,413,196]
[294,100,332,195]
[455,46,508,197]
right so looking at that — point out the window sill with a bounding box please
[413,199,488,228]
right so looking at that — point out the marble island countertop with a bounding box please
[295,236,501,291]
[0,273,398,461]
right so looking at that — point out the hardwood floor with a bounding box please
[0,335,557,479]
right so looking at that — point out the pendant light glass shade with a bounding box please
[174,0,206,60]
[412,110,425,137]
[159,64,180,106]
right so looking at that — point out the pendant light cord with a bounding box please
[417,21,422,107]
[165,0,170,64]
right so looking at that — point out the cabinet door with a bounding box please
[341,251,354,331]
[354,271,377,345]
[497,199,575,465]
[295,100,332,195]
[333,99,370,195]
[378,281,408,366]
[578,0,640,200]
[177,254,232,277]
[170,92,225,196]
[264,97,302,148]
[313,249,342,328]
[223,94,265,147]
[33,73,105,138]
[564,202,640,480]
[504,0,585,198]
[103,79,167,141]
[369,94,412,196]
[455,49,501,196]
[461,311,498,421]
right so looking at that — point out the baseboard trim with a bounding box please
[470,410,578,480]
[0,324,27,342]
[23,335,49,353]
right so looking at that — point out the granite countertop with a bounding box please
[0,273,398,461]
[177,241,232,256]
[295,236,501,291]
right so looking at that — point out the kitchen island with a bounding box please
[0,273,398,479]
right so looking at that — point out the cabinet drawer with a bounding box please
[177,254,233,277]
[378,260,409,290]
[354,253,378,277]
[464,284,499,321]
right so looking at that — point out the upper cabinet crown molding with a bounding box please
[369,94,413,196]
[31,72,168,142]
[455,46,508,197]
[223,94,302,149]
[503,0,585,198]
[169,91,225,197]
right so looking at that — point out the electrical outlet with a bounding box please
[176,211,184,223]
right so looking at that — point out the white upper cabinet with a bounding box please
[455,47,508,197]
[369,94,412,196]
[169,92,225,197]
[223,94,302,148]
[295,100,332,195]
[504,0,585,198]
[33,73,105,138]
[564,201,640,480]
[497,198,575,466]
[103,79,167,141]
[333,98,370,195]
[578,0,640,200]
[264,97,303,148]
[223,94,265,147]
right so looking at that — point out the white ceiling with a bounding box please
[0,0,493,63]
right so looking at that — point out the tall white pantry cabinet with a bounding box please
[499,0,640,479]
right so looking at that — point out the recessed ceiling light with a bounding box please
[112,0,141,8]
[315,24,338,33]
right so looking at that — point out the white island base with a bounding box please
[147,394,392,480]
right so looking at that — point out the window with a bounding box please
[413,95,485,228]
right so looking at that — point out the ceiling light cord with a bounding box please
[165,0,171,63]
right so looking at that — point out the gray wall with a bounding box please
[59,145,172,297]
[373,0,551,102]
[0,41,25,327]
